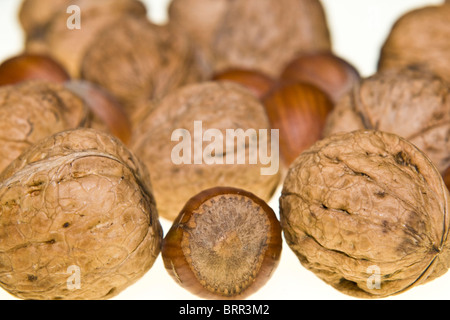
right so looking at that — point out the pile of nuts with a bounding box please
[0,0,448,300]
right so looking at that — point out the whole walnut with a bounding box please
[324,68,450,174]
[131,82,281,221]
[18,0,69,38]
[169,0,331,77]
[0,80,88,173]
[280,130,450,299]
[81,16,203,124]
[378,3,450,83]
[0,128,163,300]
[21,0,148,78]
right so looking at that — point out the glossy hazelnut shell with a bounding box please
[161,187,282,300]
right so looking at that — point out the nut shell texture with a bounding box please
[132,82,281,221]
[0,128,162,300]
[378,4,450,83]
[0,80,88,173]
[280,130,450,298]
[212,0,331,77]
[81,16,202,121]
[324,69,450,173]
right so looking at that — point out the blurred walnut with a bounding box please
[21,0,148,77]
[131,82,281,221]
[0,128,162,300]
[379,3,450,83]
[18,0,69,38]
[324,68,450,173]
[0,80,88,173]
[81,16,203,125]
[169,0,331,77]
[281,130,450,298]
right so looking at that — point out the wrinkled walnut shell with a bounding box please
[169,0,331,78]
[212,0,331,77]
[18,0,69,37]
[0,128,163,300]
[280,130,450,299]
[81,16,203,123]
[0,80,88,173]
[24,0,148,78]
[378,3,450,83]
[324,68,450,173]
[131,82,281,221]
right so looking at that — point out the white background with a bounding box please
[0,0,447,301]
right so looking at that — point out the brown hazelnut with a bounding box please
[0,53,70,86]
[162,187,282,300]
[378,3,450,83]
[22,0,148,77]
[280,130,450,298]
[324,68,450,173]
[280,52,360,104]
[65,80,132,145]
[81,16,204,124]
[212,68,276,100]
[263,82,334,168]
[444,166,450,192]
[0,128,163,300]
[0,80,88,173]
[131,82,281,221]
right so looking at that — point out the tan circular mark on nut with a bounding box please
[181,194,270,296]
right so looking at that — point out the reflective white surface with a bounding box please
[0,0,447,301]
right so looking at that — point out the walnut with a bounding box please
[21,0,148,77]
[18,0,69,38]
[378,3,450,83]
[0,128,163,300]
[280,130,450,299]
[323,68,450,174]
[131,82,281,221]
[169,0,331,77]
[81,16,203,124]
[0,80,88,173]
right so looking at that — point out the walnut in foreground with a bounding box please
[280,130,450,299]
[324,68,450,173]
[0,128,163,300]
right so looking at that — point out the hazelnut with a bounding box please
[280,52,360,104]
[324,68,450,173]
[0,128,163,300]
[0,53,70,86]
[162,187,282,299]
[378,3,450,83]
[81,16,203,124]
[444,166,450,192]
[263,82,334,168]
[65,80,132,145]
[280,130,450,298]
[131,82,281,221]
[212,68,276,100]
[0,80,88,173]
